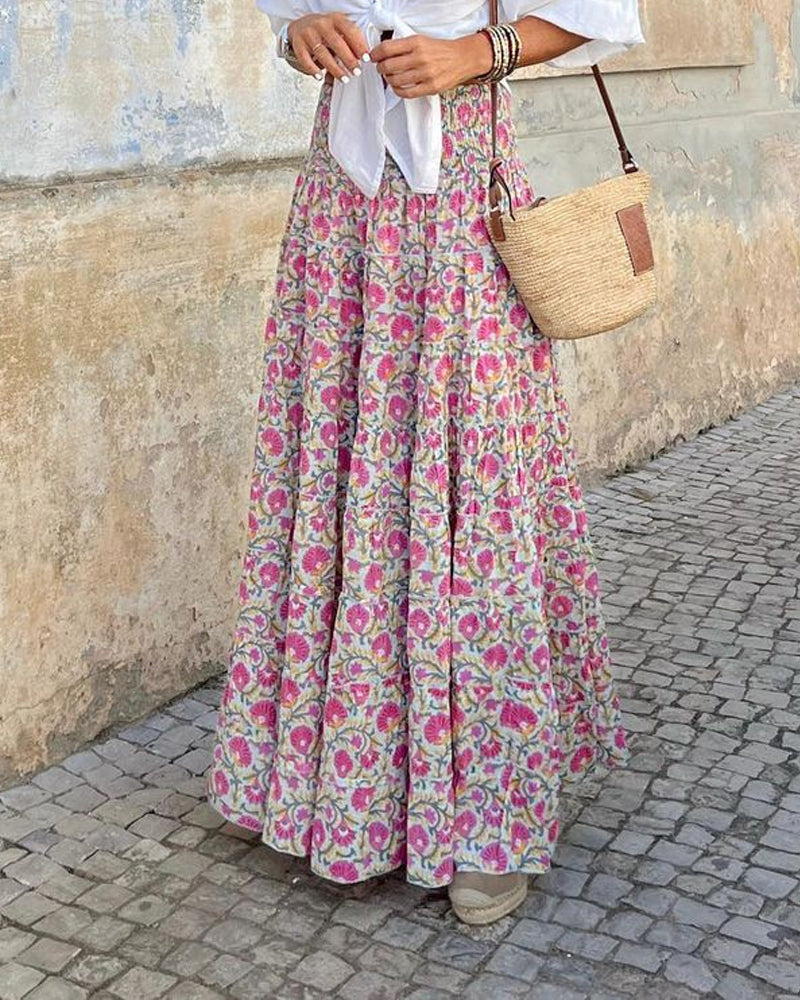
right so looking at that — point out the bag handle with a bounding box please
[488,0,639,218]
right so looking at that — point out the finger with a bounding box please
[321,27,364,77]
[332,14,371,63]
[373,53,419,77]
[385,69,426,92]
[392,82,432,99]
[306,35,352,82]
[370,37,417,64]
[286,50,315,76]
[290,32,327,79]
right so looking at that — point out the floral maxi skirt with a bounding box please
[207,79,628,888]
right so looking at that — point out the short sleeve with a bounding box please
[501,0,645,68]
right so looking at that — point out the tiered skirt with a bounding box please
[207,79,628,888]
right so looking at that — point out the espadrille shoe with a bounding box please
[448,872,528,925]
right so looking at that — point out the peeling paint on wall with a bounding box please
[170,0,206,57]
[0,0,19,90]
[56,0,72,58]
[0,0,315,181]
[120,91,229,164]
[125,0,151,18]
[751,0,799,92]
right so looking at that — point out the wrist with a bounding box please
[458,31,495,82]
[278,22,293,59]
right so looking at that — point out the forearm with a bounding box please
[463,16,590,80]
[517,16,590,67]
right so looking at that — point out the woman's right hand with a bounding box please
[287,14,370,82]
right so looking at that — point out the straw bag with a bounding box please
[486,2,657,340]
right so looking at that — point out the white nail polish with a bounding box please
[315,71,324,81]
[352,66,362,77]
[341,75,350,83]
[362,52,371,62]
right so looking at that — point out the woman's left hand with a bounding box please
[370,32,493,98]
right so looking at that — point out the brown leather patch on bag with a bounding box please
[489,211,506,243]
[617,203,654,275]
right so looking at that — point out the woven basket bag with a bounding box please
[486,3,657,340]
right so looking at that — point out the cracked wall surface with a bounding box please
[2,1,800,783]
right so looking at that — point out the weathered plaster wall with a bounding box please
[0,0,318,179]
[2,1,800,782]
[0,166,297,780]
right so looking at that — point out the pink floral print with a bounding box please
[207,79,628,888]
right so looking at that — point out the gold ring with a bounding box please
[310,41,326,55]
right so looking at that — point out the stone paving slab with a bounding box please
[1,385,800,999]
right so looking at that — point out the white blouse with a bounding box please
[256,1,645,198]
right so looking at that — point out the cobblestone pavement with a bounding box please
[2,385,800,1000]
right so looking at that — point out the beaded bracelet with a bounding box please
[475,23,523,83]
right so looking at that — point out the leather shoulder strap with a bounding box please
[489,0,499,160]
[488,1,638,174]
[590,65,638,172]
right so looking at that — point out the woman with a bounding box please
[208,0,644,925]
